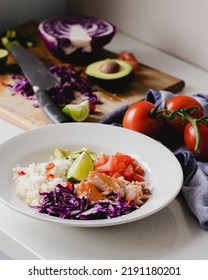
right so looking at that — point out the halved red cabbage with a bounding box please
[33,184,139,220]
[39,16,116,61]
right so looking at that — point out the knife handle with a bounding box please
[33,86,70,124]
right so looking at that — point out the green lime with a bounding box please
[67,151,94,182]
[62,100,90,122]
[0,48,8,66]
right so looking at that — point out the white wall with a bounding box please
[0,0,67,30]
[67,0,208,72]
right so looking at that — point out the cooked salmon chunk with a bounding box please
[124,181,151,205]
[87,170,126,196]
[75,181,104,202]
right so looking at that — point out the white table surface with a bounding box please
[0,31,208,260]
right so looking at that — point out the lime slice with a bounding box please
[0,48,8,66]
[62,100,90,122]
[67,151,94,182]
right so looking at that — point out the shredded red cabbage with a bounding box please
[33,184,139,220]
[11,65,102,108]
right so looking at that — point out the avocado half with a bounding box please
[85,59,134,91]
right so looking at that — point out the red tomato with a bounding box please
[122,165,145,182]
[118,51,139,71]
[95,155,117,173]
[90,103,96,113]
[65,182,73,190]
[165,95,204,135]
[166,95,204,117]
[184,122,208,160]
[122,101,164,139]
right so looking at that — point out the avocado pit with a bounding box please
[99,60,120,74]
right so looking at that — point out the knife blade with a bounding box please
[9,44,69,123]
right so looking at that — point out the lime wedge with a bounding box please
[67,151,94,182]
[0,48,8,66]
[62,100,90,122]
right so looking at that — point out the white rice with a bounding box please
[12,158,72,206]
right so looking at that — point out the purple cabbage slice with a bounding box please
[39,16,116,61]
[33,184,139,220]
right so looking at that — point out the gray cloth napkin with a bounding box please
[99,89,208,229]
[176,151,208,229]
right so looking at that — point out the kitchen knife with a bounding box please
[9,44,69,123]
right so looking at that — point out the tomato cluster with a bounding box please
[122,95,208,160]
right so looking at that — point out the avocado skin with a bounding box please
[87,71,134,92]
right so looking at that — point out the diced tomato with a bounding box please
[116,162,127,173]
[114,153,133,165]
[132,174,145,182]
[132,160,144,175]
[118,51,139,71]
[65,182,73,190]
[123,163,134,174]
[90,103,96,113]
[94,154,109,167]
[127,200,133,205]
[95,155,117,173]
[122,164,134,181]
[94,152,145,182]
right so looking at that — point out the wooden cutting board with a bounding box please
[0,21,185,130]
